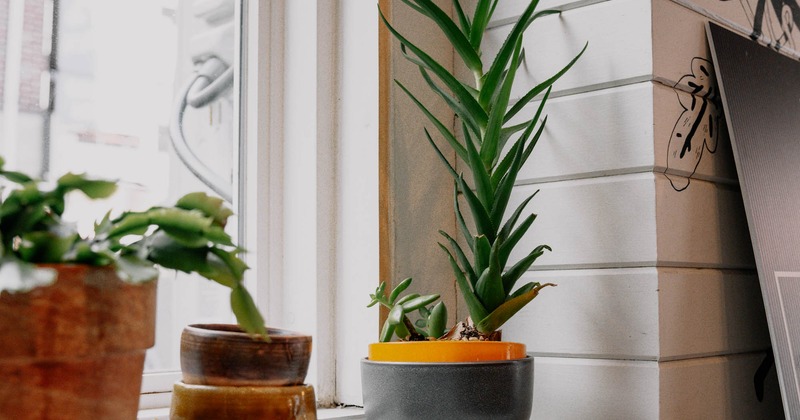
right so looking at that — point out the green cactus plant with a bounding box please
[374,0,585,339]
[0,156,265,337]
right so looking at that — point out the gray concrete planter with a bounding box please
[361,356,533,420]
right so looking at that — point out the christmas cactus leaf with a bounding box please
[56,173,117,199]
[230,286,268,338]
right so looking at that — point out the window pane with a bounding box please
[1,0,240,374]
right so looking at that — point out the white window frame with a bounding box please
[140,0,379,411]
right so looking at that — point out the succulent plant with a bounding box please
[0,156,265,337]
[377,0,585,338]
[368,278,447,341]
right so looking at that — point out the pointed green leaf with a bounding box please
[522,115,547,165]
[498,190,539,244]
[440,243,488,321]
[420,69,482,136]
[457,175,495,241]
[395,80,468,163]
[490,134,525,228]
[524,9,562,30]
[452,0,471,35]
[502,244,550,293]
[491,139,522,190]
[408,0,483,72]
[481,38,523,168]
[469,0,496,50]
[380,10,485,123]
[439,230,477,288]
[498,118,533,153]
[508,281,538,300]
[475,239,504,312]
[505,42,587,122]
[463,122,493,210]
[492,88,550,171]
[454,183,474,252]
[474,234,491,275]
[478,0,541,107]
[475,282,555,333]
[424,129,458,179]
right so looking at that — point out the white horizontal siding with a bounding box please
[508,173,751,269]
[489,0,612,27]
[483,0,653,99]
[504,268,661,359]
[531,352,783,419]
[532,356,660,419]
[510,173,658,269]
[512,81,738,186]
[503,267,768,360]
[513,82,655,184]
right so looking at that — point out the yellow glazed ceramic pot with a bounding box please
[368,340,526,362]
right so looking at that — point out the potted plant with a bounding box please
[0,156,267,419]
[362,0,586,418]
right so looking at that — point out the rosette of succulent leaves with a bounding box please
[373,0,585,341]
[0,157,266,338]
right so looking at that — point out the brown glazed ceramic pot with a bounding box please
[170,382,317,420]
[0,264,157,420]
[179,324,312,386]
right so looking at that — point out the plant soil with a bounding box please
[440,319,502,341]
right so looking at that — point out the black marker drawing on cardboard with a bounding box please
[666,58,722,192]
[723,0,800,50]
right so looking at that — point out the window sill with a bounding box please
[138,406,365,419]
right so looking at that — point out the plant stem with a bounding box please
[403,315,425,341]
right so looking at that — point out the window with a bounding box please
[1,0,246,406]
[1,0,380,411]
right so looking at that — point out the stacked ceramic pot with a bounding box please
[170,325,315,419]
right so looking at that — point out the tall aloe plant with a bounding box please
[379,0,586,336]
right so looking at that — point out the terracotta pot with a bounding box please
[361,341,533,420]
[179,324,312,386]
[0,264,157,419]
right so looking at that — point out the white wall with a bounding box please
[387,0,789,417]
